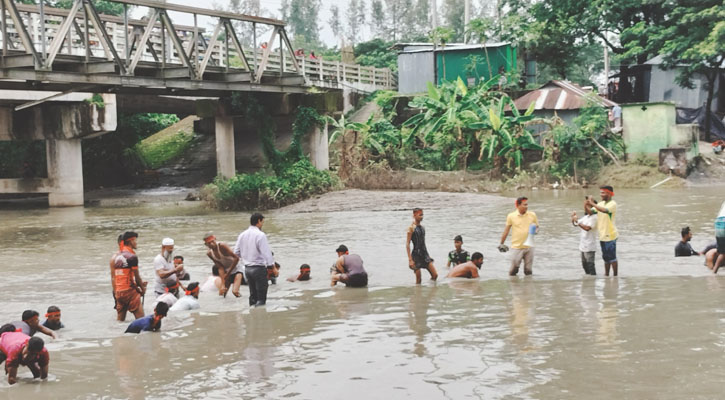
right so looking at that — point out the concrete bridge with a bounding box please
[0,0,396,206]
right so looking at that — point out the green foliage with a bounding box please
[20,0,127,16]
[403,77,539,172]
[0,141,46,178]
[135,131,194,170]
[231,93,323,174]
[206,158,338,210]
[209,93,331,210]
[82,113,179,187]
[354,39,397,71]
[547,101,624,179]
[84,94,105,108]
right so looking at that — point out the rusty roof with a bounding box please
[512,80,617,111]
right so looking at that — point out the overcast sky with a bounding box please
[137,0,350,47]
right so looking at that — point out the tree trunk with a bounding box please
[704,70,716,142]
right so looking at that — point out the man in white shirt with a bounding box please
[153,238,184,297]
[234,213,275,307]
[170,282,200,311]
[571,196,598,275]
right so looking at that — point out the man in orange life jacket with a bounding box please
[113,231,148,321]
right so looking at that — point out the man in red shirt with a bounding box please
[0,331,49,385]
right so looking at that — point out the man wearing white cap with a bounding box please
[153,238,184,298]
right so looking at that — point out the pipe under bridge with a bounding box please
[0,0,396,207]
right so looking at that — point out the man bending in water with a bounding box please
[204,233,242,297]
[406,208,439,284]
[0,331,49,385]
[447,252,484,279]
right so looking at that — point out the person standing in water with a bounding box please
[235,213,276,307]
[406,208,439,284]
[499,197,539,276]
[113,231,148,321]
[572,196,598,275]
[587,186,619,276]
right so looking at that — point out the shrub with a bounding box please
[205,159,339,210]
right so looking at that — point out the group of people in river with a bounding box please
[674,226,725,272]
[4,184,725,385]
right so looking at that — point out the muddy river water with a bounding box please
[1,187,724,399]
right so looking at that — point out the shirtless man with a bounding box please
[406,208,439,284]
[447,252,484,279]
[203,232,242,297]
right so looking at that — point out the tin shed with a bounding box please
[395,43,517,94]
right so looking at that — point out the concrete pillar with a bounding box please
[308,122,329,170]
[215,116,236,179]
[46,139,84,207]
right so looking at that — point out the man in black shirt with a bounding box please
[675,227,700,257]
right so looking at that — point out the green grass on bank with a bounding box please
[135,116,197,169]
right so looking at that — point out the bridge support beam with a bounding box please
[308,122,329,171]
[46,138,84,207]
[215,116,236,179]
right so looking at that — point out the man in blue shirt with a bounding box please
[125,302,169,334]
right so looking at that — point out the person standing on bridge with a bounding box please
[234,213,276,307]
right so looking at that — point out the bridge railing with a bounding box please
[0,0,396,91]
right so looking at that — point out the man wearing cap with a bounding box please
[587,186,619,276]
[499,197,539,276]
[170,282,201,311]
[331,245,368,288]
[234,213,275,306]
[447,235,470,268]
[204,232,242,297]
[113,231,147,321]
[154,238,184,298]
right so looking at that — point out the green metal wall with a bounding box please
[435,45,517,85]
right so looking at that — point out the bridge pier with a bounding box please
[215,116,236,179]
[46,139,84,207]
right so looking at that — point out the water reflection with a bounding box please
[596,278,621,361]
[408,286,437,357]
[509,277,535,353]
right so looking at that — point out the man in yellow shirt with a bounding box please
[586,185,619,276]
[499,197,539,276]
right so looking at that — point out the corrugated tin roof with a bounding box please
[512,80,617,111]
[393,42,511,53]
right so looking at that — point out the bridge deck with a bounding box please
[0,0,395,96]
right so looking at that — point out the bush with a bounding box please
[204,159,339,210]
[82,113,179,187]
[135,130,194,169]
[0,141,47,178]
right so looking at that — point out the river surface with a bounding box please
[1,187,724,399]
